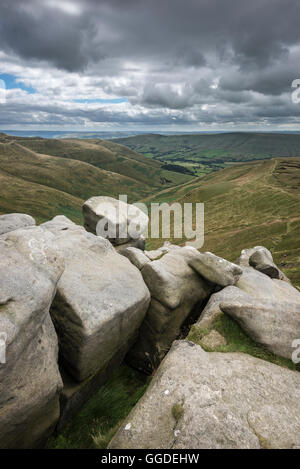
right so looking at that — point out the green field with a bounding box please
[0,133,192,224]
[145,157,300,287]
[115,132,300,175]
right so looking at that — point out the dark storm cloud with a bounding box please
[2,0,300,72]
[1,0,300,128]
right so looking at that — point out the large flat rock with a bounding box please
[126,247,212,373]
[237,267,300,303]
[221,298,300,360]
[110,340,300,449]
[189,252,242,287]
[42,218,150,381]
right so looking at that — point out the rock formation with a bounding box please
[189,251,243,286]
[109,340,300,449]
[0,213,36,235]
[0,227,63,448]
[82,196,148,249]
[126,246,213,373]
[42,216,150,382]
[0,201,300,449]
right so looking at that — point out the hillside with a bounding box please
[115,132,300,175]
[1,132,299,285]
[146,157,300,286]
[0,134,192,223]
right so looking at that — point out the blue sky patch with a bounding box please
[73,97,128,104]
[0,73,36,94]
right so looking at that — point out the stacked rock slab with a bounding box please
[219,266,300,359]
[126,246,213,374]
[41,216,151,424]
[238,245,289,281]
[188,251,243,287]
[82,196,148,250]
[109,340,300,449]
[194,249,300,360]
[0,227,64,448]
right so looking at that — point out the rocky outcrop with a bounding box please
[248,246,279,278]
[42,217,150,382]
[1,205,300,449]
[196,263,300,359]
[0,213,35,235]
[196,286,249,328]
[221,298,300,360]
[82,196,148,248]
[109,340,300,449]
[189,251,243,287]
[119,246,150,270]
[126,246,213,373]
[0,227,64,448]
[236,266,300,303]
[238,246,289,282]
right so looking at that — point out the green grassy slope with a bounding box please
[13,135,191,187]
[145,157,300,286]
[0,134,192,223]
[115,132,300,175]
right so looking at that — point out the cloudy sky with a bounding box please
[1,0,300,131]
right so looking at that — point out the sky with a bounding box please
[1,0,300,131]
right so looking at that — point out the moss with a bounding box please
[46,365,150,449]
[187,314,298,371]
[172,403,184,421]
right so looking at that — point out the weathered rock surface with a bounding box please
[238,246,289,282]
[119,246,150,270]
[221,299,300,360]
[42,218,150,381]
[126,247,212,373]
[196,286,250,328]
[0,213,36,235]
[114,235,146,252]
[237,267,300,303]
[0,227,64,448]
[109,340,300,449]
[189,252,243,287]
[144,249,166,261]
[41,215,79,233]
[82,196,148,246]
[200,329,227,349]
[248,246,278,276]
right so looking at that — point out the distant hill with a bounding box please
[0,133,192,223]
[146,157,300,287]
[114,132,300,175]
[1,132,299,286]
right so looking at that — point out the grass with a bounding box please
[0,133,192,224]
[46,365,150,449]
[145,157,300,285]
[172,403,184,421]
[115,132,300,175]
[188,314,299,371]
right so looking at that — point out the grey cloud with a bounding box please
[1,0,300,128]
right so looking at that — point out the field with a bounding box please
[145,157,300,287]
[0,133,192,224]
[115,132,300,175]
